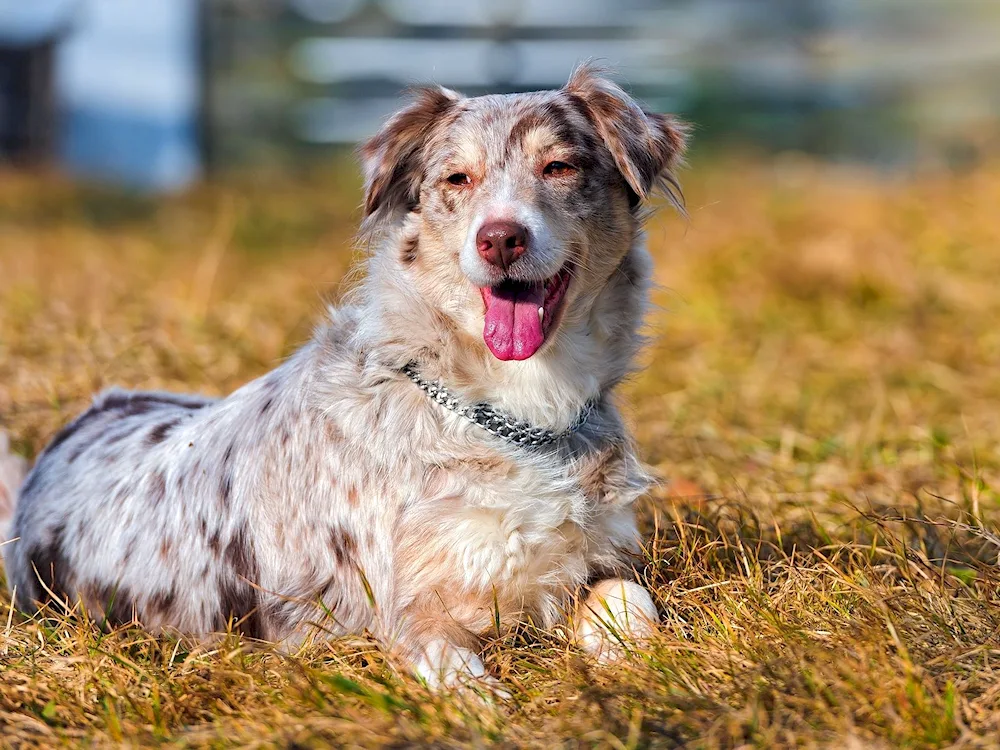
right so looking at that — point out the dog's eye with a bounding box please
[446,173,472,186]
[543,161,577,177]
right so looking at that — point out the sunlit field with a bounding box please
[2,156,999,748]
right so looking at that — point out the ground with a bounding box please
[1,156,999,748]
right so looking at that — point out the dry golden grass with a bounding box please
[1,155,1000,748]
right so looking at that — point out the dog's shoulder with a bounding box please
[572,438,651,509]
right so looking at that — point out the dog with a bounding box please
[0,64,686,690]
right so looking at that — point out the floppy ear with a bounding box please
[359,86,462,233]
[565,64,688,211]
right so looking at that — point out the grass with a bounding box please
[1,155,1000,748]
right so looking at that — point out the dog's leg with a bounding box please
[390,607,507,697]
[411,637,489,689]
[571,578,658,663]
[411,638,512,701]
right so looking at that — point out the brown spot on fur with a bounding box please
[208,529,222,557]
[26,523,72,608]
[66,442,89,464]
[506,111,547,151]
[346,484,359,506]
[147,587,177,618]
[440,188,456,213]
[123,535,137,563]
[104,423,142,446]
[159,538,173,560]
[507,101,596,164]
[576,443,632,504]
[328,526,358,567]
[325,420,342,442]
[219,472,233,508]
[400,233,419,264]
[149,471,167,506]
[99,397,155,418]
[219,444,235,507]
[147,419,181,445]
[216,576,264,640]
[102,391,209,413]
[225,524,258,582]
[441,454,511,481]
[45,407,114,456]
[217,524,264,639]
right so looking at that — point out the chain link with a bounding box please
[401,362,596,448]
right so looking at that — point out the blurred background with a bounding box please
[1,0,999,191]
[4,11,1000,741]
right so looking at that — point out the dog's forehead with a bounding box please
[460,90,552,124]
[442,90,587,163]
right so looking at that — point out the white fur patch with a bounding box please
[573,579,658,663]
[414,639,488,688]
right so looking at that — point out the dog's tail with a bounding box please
[0,431,28,544]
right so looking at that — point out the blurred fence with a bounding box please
[2,0,999,189]
[206,0,1000,172]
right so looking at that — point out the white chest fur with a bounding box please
[392,446,627,633]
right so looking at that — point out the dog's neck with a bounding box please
[349,235,652,432]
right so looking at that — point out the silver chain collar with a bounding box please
[401,362,598,448]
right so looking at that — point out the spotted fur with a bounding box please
[1,65,687,689]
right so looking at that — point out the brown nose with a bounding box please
[476,220,528,271]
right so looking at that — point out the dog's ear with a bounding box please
[359,86,462,232]
[565,64,688,211]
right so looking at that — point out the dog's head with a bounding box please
[360,65,686,363]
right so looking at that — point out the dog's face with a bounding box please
[361,66,686,362]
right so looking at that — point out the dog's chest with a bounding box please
[442,471,587,590]
[400,446,627,616]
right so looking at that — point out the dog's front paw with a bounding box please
[572,579,658,664]
[413,640,511,701]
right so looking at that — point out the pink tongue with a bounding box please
[482,283,546,361]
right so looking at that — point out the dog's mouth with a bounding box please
[479,266,572,361]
